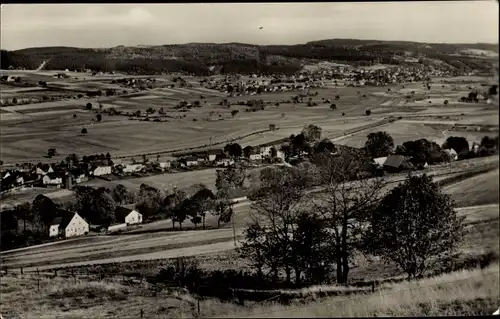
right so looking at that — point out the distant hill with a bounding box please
[1,39,498,76]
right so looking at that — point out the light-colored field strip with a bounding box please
[130,95,164,100]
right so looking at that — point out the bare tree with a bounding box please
[311,152,385,285]
[245,166,309,283]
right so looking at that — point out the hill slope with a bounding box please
[1,39,498,75]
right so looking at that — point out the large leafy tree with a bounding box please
[314,138,337,154]
[215,164,246,191]
[301,124,323,144]
[189,186,215,229]
[135,183,164,220]
[112,184,130,205]
[402,138,447,164]
[364,131,395,158]
[32,194,57,232]
[364,174,465,279]
[92,188,116,227]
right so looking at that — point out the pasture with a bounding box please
[1,74,496,165]
[443,168,499,207]
[1,200,497,319]
[335,120,496,148]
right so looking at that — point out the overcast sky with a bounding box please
[1,1,498,50]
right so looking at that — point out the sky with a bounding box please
[1,1,498,50]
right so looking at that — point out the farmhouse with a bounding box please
[373,156,388,168]
[383,155,414,173]
[184,156,199,167]
[42,173,63,187]
[122,164,145,173]
[36,164,54,177]
[92,166,112,176]
[49,210,89,238]
[249,153,262,161]
[115,206,143,225]
[206,149,224,162]
[216,158,234,167]
[159,161,171,169]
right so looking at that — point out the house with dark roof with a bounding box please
[383,155,414,173]
[206,149,224,162]
[36,164,54,177]
[49,210,89,238]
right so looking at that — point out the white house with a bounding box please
[184,156,198,167]
[249,153,262,161]
[373,157,388,168]
[115,206,143,225]
[122,164,144,173]
[93,166,112,176]
[36,165,54,176]
[159,161,171,169]
[216,158,234,167]
[259,146,273,157]
[43,173,63,187]
[49,210,89,238]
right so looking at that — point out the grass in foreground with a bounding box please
[219,264,500,318]
[1,264,498,318]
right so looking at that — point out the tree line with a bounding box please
[239,153,465,287]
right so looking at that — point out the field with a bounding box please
[1,73,497,165]
[1,202,498,318]
[334,120,495,148]
[2,161,498,273]
[443,168,499,207]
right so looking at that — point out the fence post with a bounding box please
[37,278,40,291]
[36,268,39,276]
[140,309,143,318]
[197,283,201,316]
[20,267,23,275]
[371,282,375,292]
[54,269,57,277]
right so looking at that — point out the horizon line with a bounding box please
[4,37,499,52]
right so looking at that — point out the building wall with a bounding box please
[249,154,262,161]
[159,162,171,169]
[64,214,89,238]
[49,224,59,237]
[123,164,144,173]
[43,176,62,185]
[125,210,143,225]
[94,166,112,176]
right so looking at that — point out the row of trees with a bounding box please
[240,152,465,287]
[364,131,499,162]
[67,164,247,230]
